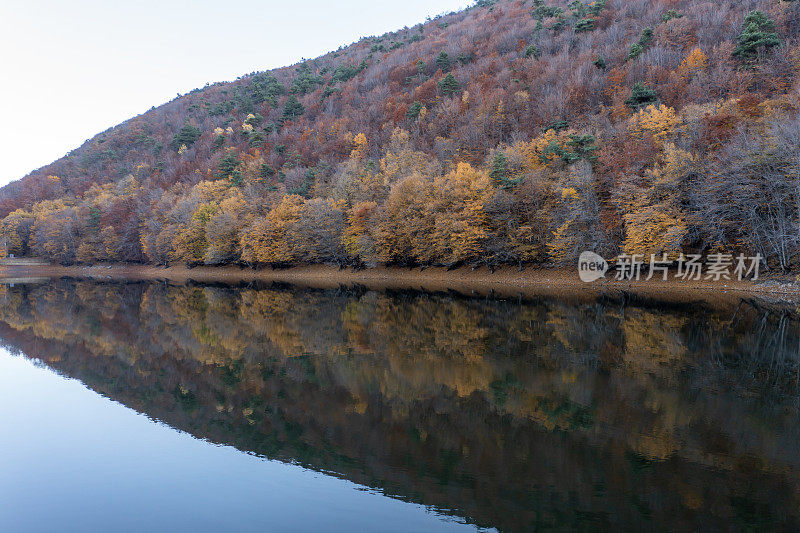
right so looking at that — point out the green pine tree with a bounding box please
[625,83,657,109]
[524,44,541,58]
[733,10,780,62]
[490,152,509,187]
[216,152,241,179]
[171,124,202,151]
[575,17,595,33]
[406,101,425,120]
[435,51,451,72]
[282,95,305,122]
[438,73,461,97]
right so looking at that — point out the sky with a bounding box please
[0,0,471,187]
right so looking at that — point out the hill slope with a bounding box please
[1,0,799,270]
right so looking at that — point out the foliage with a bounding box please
[438,73,461,97]
[435,52,451,72]
[2,0,799,271]
[171,124,202,151]
[291,63,323,95]
[524,44,541,59]
[629,104,684,141]
[625,83,658,109]
[282,95,305,122]
[733,10,780,62]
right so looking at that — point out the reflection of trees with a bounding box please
[1,281,800,531]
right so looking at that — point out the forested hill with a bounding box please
[1,0,800,270]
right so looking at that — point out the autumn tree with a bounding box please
[0,209,34,257]
[240,195,304,265]
[288,198,348,265]
[620,145,699,257]
[342,201,382,266]
[629,104,684,142]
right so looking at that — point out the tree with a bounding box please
[216,151,241,180]
[171,124,201,151]
[628,104,684,141]
[427,163,493,265]
[733,10,780,62]
[342,201,381,266]
[435,51,451,72]
[0,209,34,256]
[205,193,246,264]
[288,198,347,264]
[240,195,304,265]
[378,173,435,265]
[593,56,607,69]
[171,203,218,264]
[574,17,594,33]
[629,28,654,60]
[291,63,323,95]
[677,47,708,77]
[546,162,607,263]
[282,95,305,122]
[698,119,800,271]
[406,101,426,121]
[490,152,509,187]
[625,83,657,109]
[523,44,541,59]
[438,73,461,97]
[620,144,698,257]
[30,200,79,264]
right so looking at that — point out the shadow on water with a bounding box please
[0,279,799,531]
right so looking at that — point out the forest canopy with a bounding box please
[1,0,800,271]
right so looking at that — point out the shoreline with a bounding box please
[1,262,799,306]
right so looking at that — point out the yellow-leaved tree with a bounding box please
[678,47,708,78]
[240,194,304,265]
[629,104,684,142]
[621,144,698,257]
[378,173,433,265]
[0,209,34,257]
[342,201,381,266]
[427,162,493,265]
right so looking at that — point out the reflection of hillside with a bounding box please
[1,281,799,531]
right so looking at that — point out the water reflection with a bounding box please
[0,279,799,531]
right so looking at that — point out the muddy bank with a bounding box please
[1,262,798,306]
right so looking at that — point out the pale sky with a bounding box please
[0,0,470,187]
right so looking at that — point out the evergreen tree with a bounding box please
[216,152,241,179]
[282,95,305,122]
[531,0,562,21]
[291,63,323,95]
[406,101,425,120]
[625,83,657,109]
[565,134,598,163]
[438,73,461,97]
[733,10,780,62]
[574,17,595,33]
[629,28,654,60]
[435,51,451,72]
[490,152,508,187]
[593,55,607,69]
[171,124,201,151]
[524,44,541,58]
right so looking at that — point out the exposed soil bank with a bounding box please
[1,262,799,306]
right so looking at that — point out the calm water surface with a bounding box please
[1,279,799,531]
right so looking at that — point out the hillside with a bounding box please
[1,0,799,270]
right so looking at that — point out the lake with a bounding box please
[1,279,799,531]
